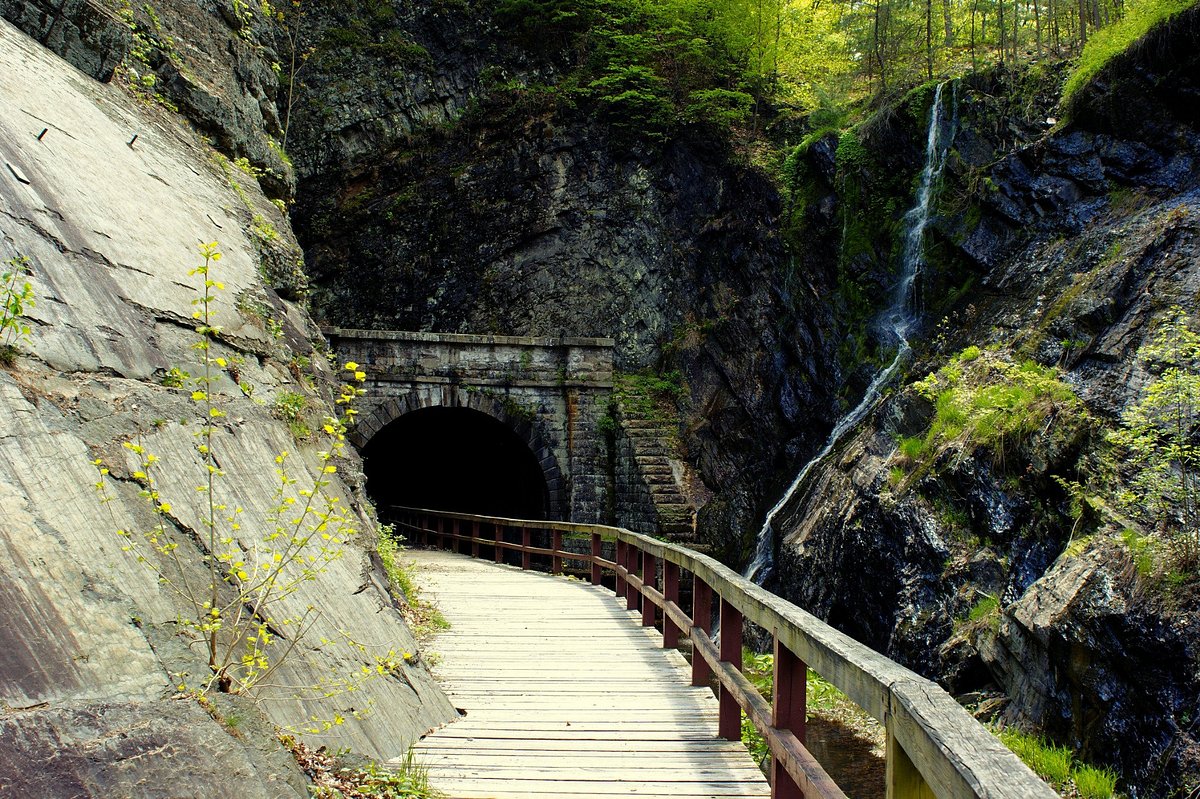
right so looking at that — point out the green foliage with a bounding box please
[968,593,1000,623]
[898,435,925,461]
[997,727,1118,798]
[92,242,394,700]
[378,525,450,639]
[1063,0,1197,104]
[1109,306,1200,569]
[1000,728,1073,784]
[1121,528,1157,577]
[587,64,675,135]
[684,88,754,128]
[0,255,35,364]
[903,347,1087,475]
[741,711,769,766]
[274,390,312,440]
[284,735,442,799]
[162,367,191,388]
[615,370,684,426]
[1074,764,1120,799]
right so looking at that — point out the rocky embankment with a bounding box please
[0,6,455,797]
[768,9,1200,795]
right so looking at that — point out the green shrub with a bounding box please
[93,242,386,699]
[161,367,190,388]
[1109,306,1200,569]
[909,347,1087,471]
[898,435,925,460]
[0,255,35,363]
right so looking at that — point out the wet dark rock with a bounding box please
[982,544,1200,794]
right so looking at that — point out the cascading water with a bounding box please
[744,80,957,585]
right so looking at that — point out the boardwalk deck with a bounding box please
[403,548,771,799]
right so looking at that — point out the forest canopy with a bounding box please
[494,0,1198,129]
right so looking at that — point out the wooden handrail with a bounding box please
[390,506,1055,799]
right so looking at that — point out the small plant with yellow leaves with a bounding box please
[0,255,35,365]
[93,242,389,698]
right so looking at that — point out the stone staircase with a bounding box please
[615,410,696,541]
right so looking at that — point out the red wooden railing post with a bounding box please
[772,639,808,799]
[718,597,743,741]
[552,530,563,575]
[641,553,657,627]
[625,546,639,611]
[590,533,602,585]
[522,526,532,570]
[471,520,480,558]
[691,577,713,687]
[433,517,442,549]
[451,518,461,554]
[663,561,680,649]
[619,535,628,597]
[494,523,503,563]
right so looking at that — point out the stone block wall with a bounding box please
[328,329,615,524]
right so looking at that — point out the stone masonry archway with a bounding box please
[328,329,614,523]
[353,386,567,519]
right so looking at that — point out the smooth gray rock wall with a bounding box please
[0,18,456,795]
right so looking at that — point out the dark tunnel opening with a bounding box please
[362,406,550,521]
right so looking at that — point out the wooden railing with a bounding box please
[391,507,1056,799]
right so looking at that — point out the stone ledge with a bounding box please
[325,326,616,349]
[365,374,615,390]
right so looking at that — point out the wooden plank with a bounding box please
[408,549,769,799]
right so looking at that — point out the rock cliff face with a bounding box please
[0,12,454,797]
[765,9,1200,794]
[288,4,844,562]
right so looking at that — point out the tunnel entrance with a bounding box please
[362,406,550,521]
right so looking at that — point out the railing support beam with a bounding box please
[614,540,627,598]
[552,530,563,575]
[590,533,602,585]
[625,548,639,611]
[692,577,713,688]
[886,720,936,799]
[663,562,680,649]
[772,640,808,799]
[522,526,532,570]
[718,597,742,741]
[641,554,657,627]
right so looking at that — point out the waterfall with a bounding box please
[745,81,957,585]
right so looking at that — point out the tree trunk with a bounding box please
[998,0,1006,64]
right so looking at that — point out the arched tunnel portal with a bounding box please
[361,405,558,521]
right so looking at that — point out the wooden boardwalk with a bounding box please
[404,548,771,799]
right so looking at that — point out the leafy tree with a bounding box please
[1110,305,1200,567]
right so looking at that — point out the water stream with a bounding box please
[744,81,957,585]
